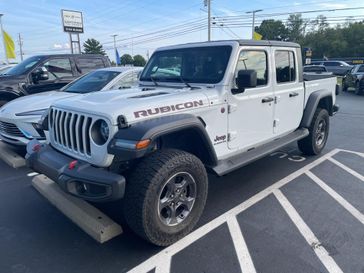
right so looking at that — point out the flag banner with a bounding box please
[3,30,16,59]
[115,48,121,66]
[253,31,263,40]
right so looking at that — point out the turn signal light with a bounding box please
[135,139,151,150]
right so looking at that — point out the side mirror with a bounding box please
[233,69,257,94]
[32,68,49,82]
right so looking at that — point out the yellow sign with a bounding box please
[3,30,16,59]
[253,31,263,40]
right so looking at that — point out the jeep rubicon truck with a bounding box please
[27,40,339,246]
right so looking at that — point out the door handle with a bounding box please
[262,97,274,103]
[289,92,299,97]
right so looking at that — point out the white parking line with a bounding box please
[227,216,257,273]
[306,171,364,225]
[128,149,341,273]
[274,189,344,273]
[328,158,364,182]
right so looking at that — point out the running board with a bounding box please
[213,128,309,176]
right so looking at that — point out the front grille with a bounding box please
[49,108,92,156]
[0,121,25,137]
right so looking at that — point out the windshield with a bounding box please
[5,56,43,76]
[140,46,232,84]
[63,70,121,93]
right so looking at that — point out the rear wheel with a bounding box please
[123,149,208,246]
[298,108,329,155]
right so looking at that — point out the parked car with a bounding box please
[27,40,338,246]
[0,64,16,75]
[0,67,142,146]
[342,64,364,95]
[310,60,352,76]
[303,65,332,75]
[0,54,111,107]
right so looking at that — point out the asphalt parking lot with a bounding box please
[0,91,363,273]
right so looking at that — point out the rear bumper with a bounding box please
[26,144,125,202]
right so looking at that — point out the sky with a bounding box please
[0,0,364,63]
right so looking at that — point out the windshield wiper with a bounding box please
[150,75,159,86]
[179,76,192,88]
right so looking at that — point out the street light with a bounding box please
[111,34,118,64]
[246,9,263,39]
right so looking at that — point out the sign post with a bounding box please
[61,10,84,54]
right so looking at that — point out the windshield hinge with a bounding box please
[228,104,237,114]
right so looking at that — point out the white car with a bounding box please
[0,66,143,146]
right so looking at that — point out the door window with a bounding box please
[43,58,73,80]
[235,50,268,87]
[77,58,105,73]
[275,51,296,83]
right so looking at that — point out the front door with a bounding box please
[272,49,305,136]
[26,58,74,94]
[228,48,275,151]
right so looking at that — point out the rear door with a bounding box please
[76,57,107,74]
[272,48,304,136]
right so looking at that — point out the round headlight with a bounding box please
[91,119,109,145]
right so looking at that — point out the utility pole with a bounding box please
[246,9,263,39]
[111,34,118,63]
[18,33,23,61]
[204,0,211,41]
[0,14,8,64]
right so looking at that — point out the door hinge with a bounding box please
[273,119,279,127]
[228,131,237,142]
[228,104,237,114]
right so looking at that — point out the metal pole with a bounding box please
[77,33,81,53]
[0,14,9,64]
[69,33,73,54]
[207,0,211,41]
[246,9,263,39]
[111,34,118,64]
[18,33,23,61]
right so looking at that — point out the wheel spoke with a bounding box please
[180,197,195,211]
[168,206,178,225]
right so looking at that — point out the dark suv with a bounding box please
[0,54,111,107]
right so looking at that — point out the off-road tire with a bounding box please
[123,149,208,246]
[355,81,363,95]
[298,108,329,156]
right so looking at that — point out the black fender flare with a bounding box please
[300,90,333,128]
[108,114,218,166]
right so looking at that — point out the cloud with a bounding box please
[53,43,63,49]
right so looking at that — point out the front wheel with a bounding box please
[355,81,363,95]
[298,108,330,155]
[123,149,208,246]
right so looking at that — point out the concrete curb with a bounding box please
[32,175,123,243]
[0,142,26,168]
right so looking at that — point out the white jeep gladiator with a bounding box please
[27,40,339,246]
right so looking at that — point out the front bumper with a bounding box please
[26,144,125,202]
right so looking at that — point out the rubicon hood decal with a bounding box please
[134,100,204,118]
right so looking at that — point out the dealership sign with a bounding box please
[61,10,84,33]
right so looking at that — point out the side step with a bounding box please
[213,128,309,176]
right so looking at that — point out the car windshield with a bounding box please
[63,70,121,93]
[5,56,43,76]
[140,46,232,84]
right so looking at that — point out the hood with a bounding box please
[52,86,211,125]
[0,91,78,118]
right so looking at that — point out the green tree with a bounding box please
[133,55,146,67]
[83,38,105,55]
[255,19,289,41]
[286,14,308,42]
[120,54,133,65]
